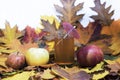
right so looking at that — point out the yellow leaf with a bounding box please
[46,41,55,52]
[104,57,120,64]
[81,61,104,73]
[40,15,60,29]
[0,21,22,54]
[0,55,7,68]
[2,71,35,80]
[92,70,109,80]
[41,68,55,79]
[101,19,120,55]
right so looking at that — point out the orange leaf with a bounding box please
[18,42,38,54]
[75,22,98,45]
[102,20,120,55]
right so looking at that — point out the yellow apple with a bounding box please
[25,48,49,66]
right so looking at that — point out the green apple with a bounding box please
[25,48,49,66]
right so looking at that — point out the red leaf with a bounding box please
[62,22,80,39]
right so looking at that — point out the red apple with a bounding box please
[6,52,26,69]
[76,45,104,67]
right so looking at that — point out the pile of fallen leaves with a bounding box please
[0,0,120,80]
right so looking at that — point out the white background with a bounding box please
[0,0,120,30]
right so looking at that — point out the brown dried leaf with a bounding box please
[51,65,91,80]
[107,62,120,73]
[90,0,114,26]
[75,22,98,45]
[41,20,58,41]
[54,0,84,24]
[0,29,4,37]
[41,68,55,79]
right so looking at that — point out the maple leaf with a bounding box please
[40,15,60,29]
[90,0,114,26]
[54,0,84,24]
[41,19,59,41]
[0,22,22,54]
[0,21,22,44]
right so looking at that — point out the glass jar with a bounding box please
[54,37,74,65]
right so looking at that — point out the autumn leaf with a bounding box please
[88,38,113,54]
[75,21,99,45]
[106,62,120,73]
[18,42,38,54]
[81,61,104,73]
[92,70,109,80]
[22,26,46,43]
[40,15,60,29]
[0,22,22,54]
[41,68,55,79]
[51,65,91,80]
[0,29,4,37]
[2,71,35,80]
[0,55,7,68]
[6,38,38,54]
[0,21,22,44]
[62,22,80,39]
[41,19,58,41]
[105,57,120,73]
[54,0,84,24]
[90,0,114,26]
[101,20,120,55]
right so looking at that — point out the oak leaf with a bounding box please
[90,0,114,26]
[54,0,84,24]
[0,21,22,44]
[41,19,58,41]
[40,15,60,29]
